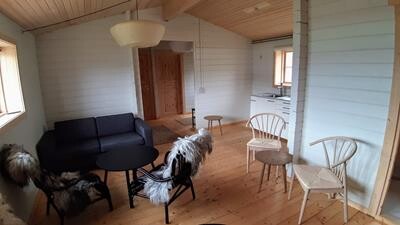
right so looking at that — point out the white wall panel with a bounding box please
[301,1,394,207]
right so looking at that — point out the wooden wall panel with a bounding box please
[301,0,394,208]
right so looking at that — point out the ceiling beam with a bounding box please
[162,0,202,21]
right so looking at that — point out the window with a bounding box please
[0,36,25,131]
[274,47,293,87]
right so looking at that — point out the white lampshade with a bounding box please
[110,20,165,48]
[169,41,193,53]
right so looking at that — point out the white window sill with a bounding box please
[0,111,26,134]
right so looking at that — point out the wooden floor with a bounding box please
[31,115,384,225]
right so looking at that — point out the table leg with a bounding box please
[104,170,108,184]
[282,165,287,193]
[258,163,266,192]
[125,170,134,208]
[218,119,223,135]
[267,164,271,181]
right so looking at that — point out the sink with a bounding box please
[276,96,291,101]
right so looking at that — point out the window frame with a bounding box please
[0,57,7,117]
[0,33,26,133]
[273,46,293,87]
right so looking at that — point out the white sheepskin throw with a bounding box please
[144,128,213,204]
[0,193,26,225]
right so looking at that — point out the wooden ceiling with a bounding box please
[187,0,293,40]
[0,0,162,34]
[0,0,292,40]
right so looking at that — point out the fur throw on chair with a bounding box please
[144,128,213,204]
[0,144,40,187]
[38,171,109,216]
[0,144,109,216]
[0,193,26,225]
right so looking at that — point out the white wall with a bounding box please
[0,13,46,221]
[37,15,137,128]
[37,7,252,128]
[301,0,394,207]
[252,38,292,95]
[183,52,195,113]
[137,8,252,127]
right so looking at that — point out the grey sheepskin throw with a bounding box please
[0,144,40,187]
[39,172,107,216]
[0,144,107,216]
[144,128,213,204]
[0,193,26,225]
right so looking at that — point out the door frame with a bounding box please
[369,0,400,218]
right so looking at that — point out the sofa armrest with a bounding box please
[134,118,153,147]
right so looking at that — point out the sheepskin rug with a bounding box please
[0,193,26,225]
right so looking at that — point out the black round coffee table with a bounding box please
[96,145,159,208]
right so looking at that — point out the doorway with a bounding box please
[138,41,195,122]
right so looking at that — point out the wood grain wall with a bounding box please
[300,0,394,207]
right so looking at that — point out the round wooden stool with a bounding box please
[204,115,223,135]
[255,151,293,192]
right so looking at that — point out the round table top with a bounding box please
[255,151,293,165]
[96,145,159,171]
[204,115,223,120]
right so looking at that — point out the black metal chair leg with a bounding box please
[60,215,65,225]
[106,192,114,211]
[164,203,169,224]
[190,180,196,200]
[46,199,51,215]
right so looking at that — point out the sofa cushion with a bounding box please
[99,132,144,152]
[57,139,100,157]
[55,118,98,143]
[96,113,135,137]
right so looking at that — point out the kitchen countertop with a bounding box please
[251,93,291,102]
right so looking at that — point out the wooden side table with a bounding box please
[204,115,223,135]
[255,151,293,192]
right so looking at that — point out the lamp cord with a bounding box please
[136,0,139,20]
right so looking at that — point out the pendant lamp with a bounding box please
[110,0,165,48]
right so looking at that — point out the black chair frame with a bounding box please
[132,151,196,224]
[33,172,113,225]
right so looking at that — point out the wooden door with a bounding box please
[153,50,183,117]
[139,48,157,120]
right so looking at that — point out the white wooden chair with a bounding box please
[246,113,286,173]
[288,136,357,224]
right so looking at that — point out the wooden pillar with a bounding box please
[369,0,400,217]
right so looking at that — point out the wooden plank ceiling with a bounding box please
[187,0,293,40]
[0,0,292,40]
[0,0,162,34]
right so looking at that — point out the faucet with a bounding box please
[277,82,284,97]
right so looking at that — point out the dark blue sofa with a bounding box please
[36,113,153,172]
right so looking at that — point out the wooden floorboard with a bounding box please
[30,116,384,225]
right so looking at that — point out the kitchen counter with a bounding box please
[250,94,291,139]
[251,94,291,102]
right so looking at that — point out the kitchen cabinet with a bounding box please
[250,96,290,139]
